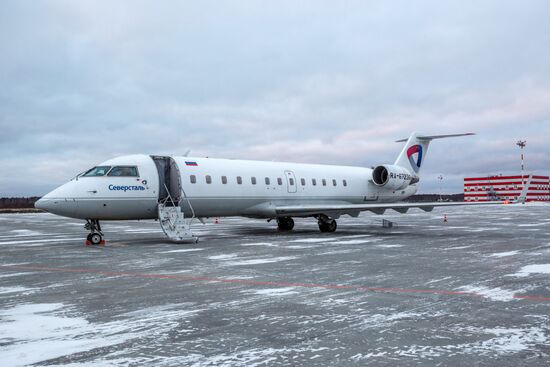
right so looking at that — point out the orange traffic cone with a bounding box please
[214,217,219,224]
[443,214,448,224]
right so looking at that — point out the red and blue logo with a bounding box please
[407,144,423,173]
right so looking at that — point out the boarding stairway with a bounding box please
[157,185,198,243]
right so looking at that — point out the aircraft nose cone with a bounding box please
[35,197,53,212]
[35,196,78,217]
[35,183,81,218]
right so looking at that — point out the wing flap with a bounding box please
[275,200,505,217]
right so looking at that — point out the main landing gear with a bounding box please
[317,215,337,233]
[85,219,104,245]
[273,215,337,233]
[277,217,295,231]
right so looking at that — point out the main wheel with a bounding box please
[319,219,337,233]
[86,233,93,242]
[277,217,294,231]
[90,233,103,245]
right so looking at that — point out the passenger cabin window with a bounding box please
[343,179,347,187]
[312,178,317,186]
[289,178,295,185]
[332,179,337,186]
[277,178,283,185]
[83,166,111,177]
[301,178,306,186]
[251,177,257,185]
[221,176,228,184]
[322,179,327,186]
[190,175,197,184]
[265,177,270,185]
[206,175,212,184]
[237,176,242,184]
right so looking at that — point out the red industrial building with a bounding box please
[464,174,550,202]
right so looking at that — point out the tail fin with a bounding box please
[394,132,475,175]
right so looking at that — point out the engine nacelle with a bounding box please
[371,165,414,190]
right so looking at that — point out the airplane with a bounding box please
[35,132,505,245]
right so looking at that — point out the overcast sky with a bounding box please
[1,0,549,196]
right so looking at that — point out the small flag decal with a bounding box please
[185,161,198,166]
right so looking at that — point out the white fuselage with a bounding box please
[36,154,418,220]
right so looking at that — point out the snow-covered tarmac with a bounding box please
[1,205,550,366]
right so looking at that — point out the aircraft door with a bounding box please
[364,181,380,202]
[151,156,182,204]
[168,158,182,203]
[285,170,297,193]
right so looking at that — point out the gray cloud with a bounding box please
[1,0,549,196]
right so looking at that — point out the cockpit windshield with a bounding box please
[82,166,112,177]
[108,166,139,177]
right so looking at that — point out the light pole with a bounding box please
[516,140,526,186]
[438,175,444,202]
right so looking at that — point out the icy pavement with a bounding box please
[1,204,550,366]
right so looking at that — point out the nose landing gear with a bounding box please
[85,219,104,245]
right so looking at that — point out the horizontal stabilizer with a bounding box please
[395,133,475,143]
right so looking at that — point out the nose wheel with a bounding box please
[85,219,104,245]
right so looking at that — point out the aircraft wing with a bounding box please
[275,200,508,217]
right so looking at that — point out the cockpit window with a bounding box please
[108,166,139,177]
[82,166,112,177]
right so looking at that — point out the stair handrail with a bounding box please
[180,186,196,220]
[161,183,177,206]
[159,183,199,232]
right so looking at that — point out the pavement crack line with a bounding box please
[1,264,550,302]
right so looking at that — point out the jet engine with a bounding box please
[371,165,415,190]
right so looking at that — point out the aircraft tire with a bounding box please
[277,217,294,231]
[319,219,337,233]
[90,233,103,245]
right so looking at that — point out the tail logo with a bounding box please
[407,144,423,173]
